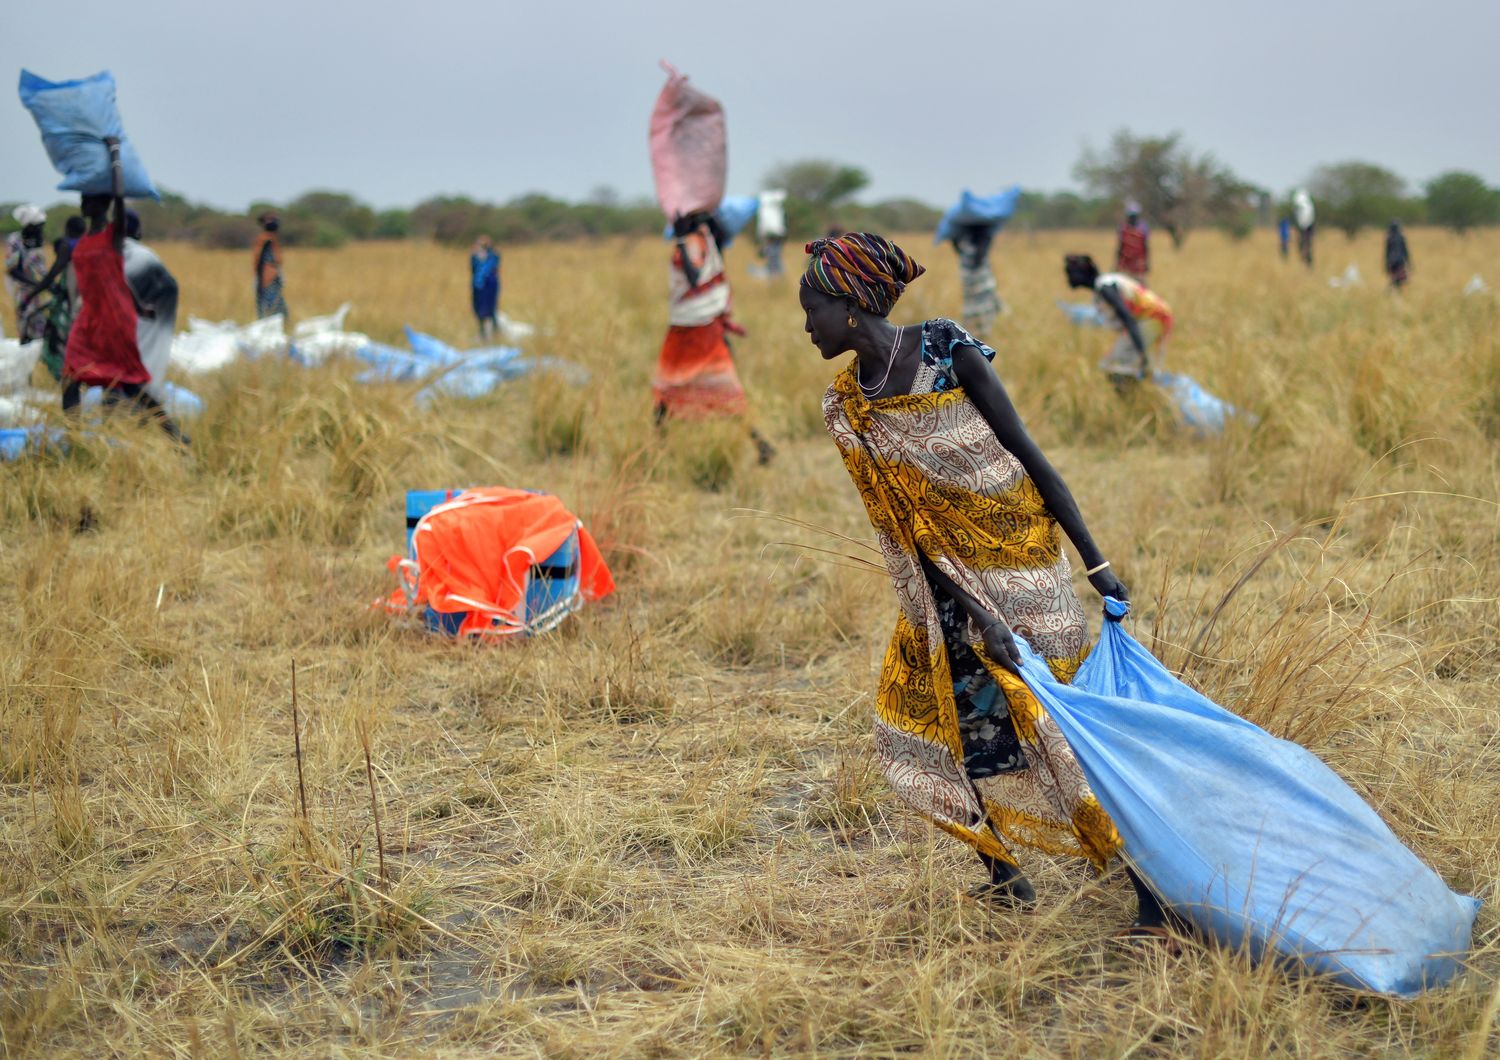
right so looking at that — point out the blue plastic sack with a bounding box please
[660,195,760,248]
[18,70,158,200]
[1017,599,1479,996]
[403,328,463,367]
[713,195,760,247]
[0,425,68,461]
[416,365,504,403]
[1057,299,1108,327]
[1151,371,1259,436]
[354,342,431,382]
[935,185,1021,243]
[80,381,202,418]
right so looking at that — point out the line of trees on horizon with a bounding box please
[5,131,1498,249]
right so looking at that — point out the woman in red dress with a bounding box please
[63,138,186,442]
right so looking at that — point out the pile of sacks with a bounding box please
[355,327,587,406]
[166,304,552,403]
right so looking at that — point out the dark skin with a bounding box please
[1066,265,1148,363]
[800,282,1167,932]
[21,241,72,312]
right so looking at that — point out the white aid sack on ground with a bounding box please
[0,387,56,427]
[238,314,287,358]
[1328,264,1362,289]
[171,319,241,373]
[0,339,43,392]
[294,302,351,337]
[1464,274,1488,296]
[496,312,535,343]
[171,314,288,373]
[290,305,368,366]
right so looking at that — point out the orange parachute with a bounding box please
[387,487,614,638]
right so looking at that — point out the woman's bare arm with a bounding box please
[950,342,1129,613]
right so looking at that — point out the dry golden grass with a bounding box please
[1,227,1498,1056]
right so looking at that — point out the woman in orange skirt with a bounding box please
[655,211,774,463]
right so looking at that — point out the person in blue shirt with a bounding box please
[470,235,501,341]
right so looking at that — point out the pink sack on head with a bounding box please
[649,61,727,220]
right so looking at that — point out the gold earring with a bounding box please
[847,314,858,328]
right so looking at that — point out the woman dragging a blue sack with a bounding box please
[802,232,1169,939]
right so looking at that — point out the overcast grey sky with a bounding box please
[6,0,1497,212]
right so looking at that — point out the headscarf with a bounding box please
[802,232,924,317]
[12,204,46,227]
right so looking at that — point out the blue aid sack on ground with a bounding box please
[19,70,158,199]
[1016,599,1479,996]
[1152,370,1258,436]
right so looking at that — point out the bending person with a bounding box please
[951,222,1002,339]
[1064,254,1173,383]
[801,232,1165,936]
[62,138,186,442]
[654,211,774,463]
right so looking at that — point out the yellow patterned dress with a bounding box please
[824,319,1120,870]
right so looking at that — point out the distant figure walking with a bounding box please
[5,204,49,345]
[756,190,787,278]
[1293,190,1315,269]
[470,235,501,341]
[653,211,774,463]
[1277,216,1292,260]
[1384,222,1412,292]
[951,222,1003,338]
[1114,201,1151,285]
[62,138,185,441]
[253,211,287,319]
[1064,254,1173,383]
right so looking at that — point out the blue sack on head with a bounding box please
[1016,599,1479,997]
[660,195,760,248]
[19,70,158,200]
[935,186,1021,243]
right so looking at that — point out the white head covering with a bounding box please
[12,204,46,227]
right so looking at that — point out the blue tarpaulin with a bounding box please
[935,186,1021,243]
[18,70,158,199]
[1017,599,1479,996]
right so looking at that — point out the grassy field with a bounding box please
[2,227,1498,1056]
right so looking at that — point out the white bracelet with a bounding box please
[1084,560,1111,576]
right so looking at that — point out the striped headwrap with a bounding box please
[802,233,925,317]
